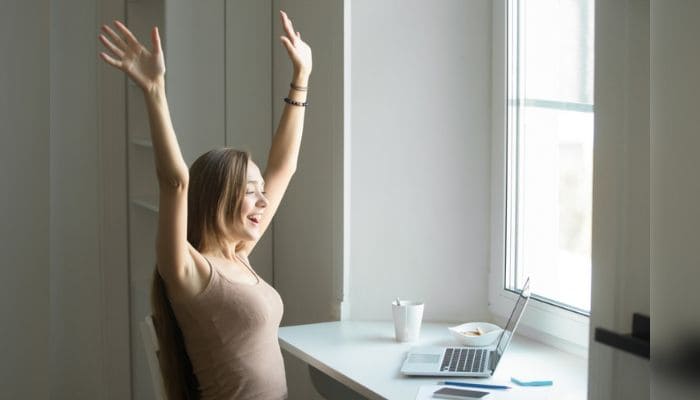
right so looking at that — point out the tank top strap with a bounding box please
[200,254,261,286]
[234,253,261,284]
[201,255,218,281]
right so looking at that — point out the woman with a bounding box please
[98,11,311,400]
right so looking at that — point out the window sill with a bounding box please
[489,289,590,358]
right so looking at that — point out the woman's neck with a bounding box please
[203,241,243,262]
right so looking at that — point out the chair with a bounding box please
[140,315,167,400]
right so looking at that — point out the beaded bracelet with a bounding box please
[284,97,309,107]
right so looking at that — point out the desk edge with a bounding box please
[278,336,388,400]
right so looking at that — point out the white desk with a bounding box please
[278,321,587,400]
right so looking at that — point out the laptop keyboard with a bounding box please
[440,348,487,373]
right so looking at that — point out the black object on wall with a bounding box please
[594,313,650,359]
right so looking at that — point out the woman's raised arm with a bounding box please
[99,22,192,282]
[240,11,312,256]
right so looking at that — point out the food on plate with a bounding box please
[461,327,485,337]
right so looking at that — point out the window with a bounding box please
[506,0,594,315]
[489,0,593,352]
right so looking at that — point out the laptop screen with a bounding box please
[495,278,531,357]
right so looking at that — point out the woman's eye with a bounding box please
[246,191,254,195]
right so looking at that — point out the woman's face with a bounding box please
[232,160,268,242]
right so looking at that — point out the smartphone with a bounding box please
[432,387,490,399]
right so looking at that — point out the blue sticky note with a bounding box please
[511,377,553,387]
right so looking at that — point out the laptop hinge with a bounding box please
[488,350,500,372]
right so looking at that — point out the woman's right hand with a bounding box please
[99,21,165,93]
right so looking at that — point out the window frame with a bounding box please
[489,0,590,356]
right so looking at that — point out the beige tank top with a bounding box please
[169,256,287,400]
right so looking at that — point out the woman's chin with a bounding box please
[242,229,260,241]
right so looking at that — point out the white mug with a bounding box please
[392,300,424,342]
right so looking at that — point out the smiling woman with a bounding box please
[98,9,311,400]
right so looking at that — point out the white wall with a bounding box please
[650,1,700,399]
[2,1,130,399]
[0,1,50,398]
[49,1,103,397]
[348,0,493,322]
[589,0,650,399]
[49,0,131,398]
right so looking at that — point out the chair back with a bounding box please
[140,315,167,400]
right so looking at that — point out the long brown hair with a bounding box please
[150,148,250,400]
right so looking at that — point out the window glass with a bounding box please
[506,0,594,314]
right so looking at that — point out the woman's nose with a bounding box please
[257,193,269,207]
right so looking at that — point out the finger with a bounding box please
[114,20,140,48]
[99,52,122,69]
[151,26,162,54]
[99,34,124,58]
[101,24,127,50]
[297,31,301,39]
[280,36,295,54]
[280,11,296,40]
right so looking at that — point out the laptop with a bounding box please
[400,278,531,377]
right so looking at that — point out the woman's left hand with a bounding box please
[279,10,312,80]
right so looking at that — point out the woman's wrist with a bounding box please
[142,76,166,97]
[292,70,310,87]
[142,82,167,104]
[144,87,165,103]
